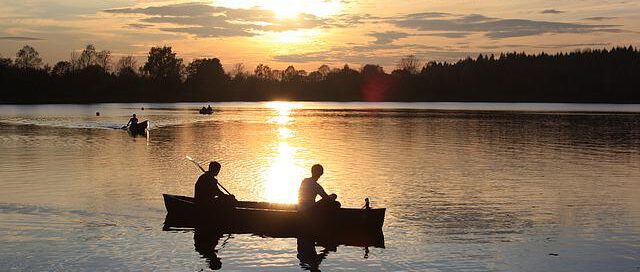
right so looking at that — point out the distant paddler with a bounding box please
[298,164,340,211]
[126,113,138,128]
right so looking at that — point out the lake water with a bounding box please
[1,102,639,271]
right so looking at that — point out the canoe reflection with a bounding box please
[179,226,384,271]
[193,229,223,270]
[297,237,332,271]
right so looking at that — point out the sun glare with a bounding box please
[266,101,301,111]
[260,0,342,19]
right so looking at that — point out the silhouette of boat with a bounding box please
[199,108,213,114]
[162,194,386,237]
[128,120,148,135]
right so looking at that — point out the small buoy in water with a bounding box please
[96,112,100,116]
[141,107,145,110]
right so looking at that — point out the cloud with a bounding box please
[541,9,564,14]
[401,12,451,19]
[392,13,620,39]
[272,42,479,66]
[369,31,410,44]
[160,26,255,38]
[272,47,490,67]
[127,24,153,29]
[104,3,621,41]
[367,30,470,45]
[479,43,611,49]
[420,32,470,38]
[584,16,617,21]
[103,3,222,17]
[104,2,339,38]
[0,36,45,41]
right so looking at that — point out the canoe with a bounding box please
[199,108,213,114]
[128,120,148,135]
[162,194,386,236]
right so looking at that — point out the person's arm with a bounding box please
[316,183,330,200]
[213,179,227,197]
[126,119,131,126]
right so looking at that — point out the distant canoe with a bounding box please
[162,194,386,236]
[199,108,213,115]
[128,120,148,135]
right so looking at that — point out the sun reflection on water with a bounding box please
[262,102,306,203]
[266,101,301,125]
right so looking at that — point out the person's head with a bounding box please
[208,161,221,176]
[311,164,323,179]
[132,114,136,118]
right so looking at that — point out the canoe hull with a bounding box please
[162,194,386,236]
[129,120,148,135]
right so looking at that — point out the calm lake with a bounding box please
[1,102,639,271]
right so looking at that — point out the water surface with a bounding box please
[1,102,639,271]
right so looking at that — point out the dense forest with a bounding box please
[1,44,639,103]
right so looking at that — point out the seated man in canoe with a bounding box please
[195,161,236,211]
[298,164,340,211]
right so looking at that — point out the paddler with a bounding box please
[126,113,138,128]
[298,164,340,211]
[194,161,235,210]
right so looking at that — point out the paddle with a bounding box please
[186,155,232,195]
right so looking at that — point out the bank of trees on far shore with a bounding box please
[1,44,639,103]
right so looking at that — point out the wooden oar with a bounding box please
[186,155,232,195]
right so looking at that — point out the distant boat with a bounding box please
[199,108,214,115]
[128,120,148,135]
[162,194,386,236]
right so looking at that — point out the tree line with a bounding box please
[1,44,639,103]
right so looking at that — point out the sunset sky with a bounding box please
[0,0,638,71]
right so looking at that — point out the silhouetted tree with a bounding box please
[142,46,183,81]
[2,45,640,103]
[185,58,228,100]
[0,55,12,68]
[51,61,72,77]
[317,65,331,79]
[395,55,422,75]
[254,64,273,80]
[116,56,138,77]
[282,65,298,82]
[230,63,248,80]
[72,44,111,71]
[15,45,43,69]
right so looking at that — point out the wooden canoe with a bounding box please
[128,120,148,135]
[162,194,386,236]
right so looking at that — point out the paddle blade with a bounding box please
[186,155,206,173]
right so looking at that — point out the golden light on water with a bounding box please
[266,101,302,124]
[264,142,304,203]
[262,101,306,203]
